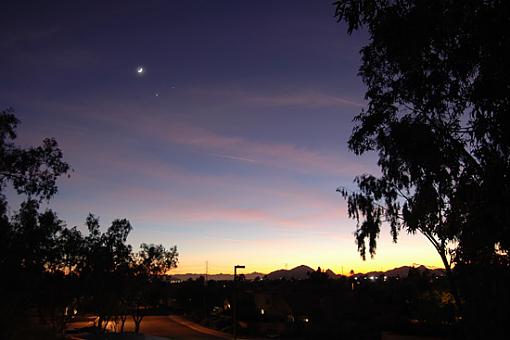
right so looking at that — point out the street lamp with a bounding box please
[234,265,245,276]
[233,265,245,340]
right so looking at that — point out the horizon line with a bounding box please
[169,263,445,277]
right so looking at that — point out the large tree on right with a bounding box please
[335,0,509,334]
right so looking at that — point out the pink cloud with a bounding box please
[189,88,365,108]
[20,91,373,177]
[245,91,365,108]
[129,118,370,177]
[130,195,349,233]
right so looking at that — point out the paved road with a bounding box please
[139,316,229,339]
[67,315,227,339]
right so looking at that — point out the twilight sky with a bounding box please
[1,1,441,274]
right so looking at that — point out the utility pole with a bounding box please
[233,265,245,340]
[203,261,208,320]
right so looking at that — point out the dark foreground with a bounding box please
[66,315,228,340]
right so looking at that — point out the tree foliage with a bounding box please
[0,108,70,201]
[136,243,179,278]
[334,0,510,267]
[0,109,179,338]
[0,108,71,338]
[334,1,510,335]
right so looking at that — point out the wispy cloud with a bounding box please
[133,201,348,233]
[189,88,366,109]
[131,118,368,177]
[36,99,370,177]
[211,153,257,163]
[246,91,365,108]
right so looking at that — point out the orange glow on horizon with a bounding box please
[171,258,444,276]
[170,236,444,276]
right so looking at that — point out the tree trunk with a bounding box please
[438,250,462,314]
[133,314,144,334]
[420,230,463,315]
[97,316,103,332]
[102,316,110,333]
[120,315,127,333]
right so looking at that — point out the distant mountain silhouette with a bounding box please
[170,272,265,281]
[265,265,314,280]
[352,265,445,278]
[325,269,337,278]
[169,264,443,281]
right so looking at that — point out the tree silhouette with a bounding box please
[334,0,510,322]
[308,267,329,281]
[78,214,133,332]
[129,243,178,333]
[0,108,70,338]
[0,109,181,338]
[137,243,178,277]
[0,108,70,201]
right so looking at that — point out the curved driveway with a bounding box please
[67,315,228,340]
[138,315,229,339]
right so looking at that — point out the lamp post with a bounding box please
[233,265,245,340]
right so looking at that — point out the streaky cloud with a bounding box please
[211,153,257,163]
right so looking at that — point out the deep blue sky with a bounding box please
[1,1,439,274]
